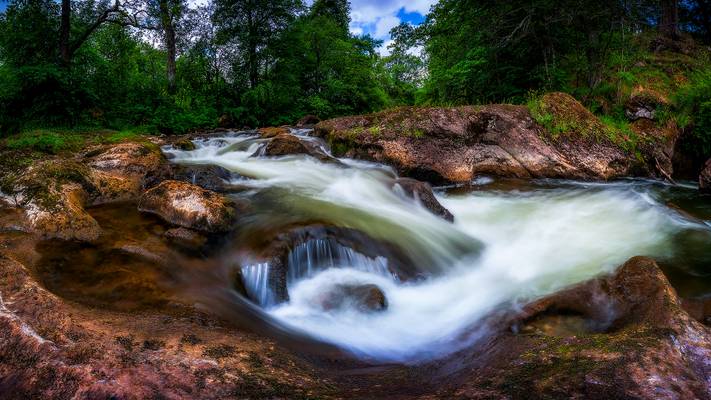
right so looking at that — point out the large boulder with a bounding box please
[701,158,711,193]
[138,180,238,233]
[263,134,313,156]
[24,183,101,242]
[83,141,170,204]
[393,178,454,222]
[316,93,666,184]
[447,256,711,399]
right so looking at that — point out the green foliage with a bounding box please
[675,68,711,156]
[5,129,83,154]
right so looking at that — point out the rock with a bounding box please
[138,180,238,233]
[263,134,312,157]
[84,141,170,204]
[700,158,711,193]
[319,284,387,312]
[316,93,641,184]
[261,133,334,162]
[624,87,668,121]
[449,256,711,399]
[296,114,320,127]
[630,118,680,178]
[164,227,207,250]
[25,183,101,242]
[173,138,196,151]
[170,164,233,192]
[258,126,290,138]
[394,178,454,222]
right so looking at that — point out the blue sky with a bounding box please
[347,0,435,54]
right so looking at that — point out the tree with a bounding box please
[148,0,185,92]
[660,0,679,37]
[310,0,349,32]
[213,0,303,89]
[58,0,121,66]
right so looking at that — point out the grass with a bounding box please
[5,129,84,154]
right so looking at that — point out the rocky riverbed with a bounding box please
[1,105,711,399]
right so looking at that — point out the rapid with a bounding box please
[164,130,711,363]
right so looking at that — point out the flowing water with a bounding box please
[163,130,711,363]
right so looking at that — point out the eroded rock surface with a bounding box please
[701,158,711,193]
[316,93,673,184]
[139,180,238,232]
[444,256,711,399]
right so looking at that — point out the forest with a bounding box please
[0,0,709,140]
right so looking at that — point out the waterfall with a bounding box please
[241,263,276,307]
[286,238,393,287]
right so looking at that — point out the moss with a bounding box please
[203,344,237,359]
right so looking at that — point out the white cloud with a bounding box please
[347,0,436,55]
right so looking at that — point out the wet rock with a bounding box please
[164,227,207,250]
[316,93,664,184]
[170,164,233,192]
[700,158,711,193]
[261,133,334,162]
[258,126,290,138]
[449,256,711,399]
[319,284,387,312]
[394,178,454,222]
[83,141,170,204]
[630,118,680,179]
[138,180,238,233]
[173,138,196,151]
[25,183,101,242]
[263,134,312,157]
[296,114,321,127]
[0,245,331,400]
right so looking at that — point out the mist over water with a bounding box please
[165,131,711,363]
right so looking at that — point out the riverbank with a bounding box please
[0,122,710,398]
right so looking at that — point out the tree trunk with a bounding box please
[660,0,679,37]
[247,11,258,89]
[159,0,177,93]
[59,0,71,65]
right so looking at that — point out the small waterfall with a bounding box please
[287,238,393,287]
[241,263,276,307]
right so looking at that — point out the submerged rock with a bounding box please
[316,93,672,184]
[163,227,207,251]
[173,138,196,151]
[170,164,233,192]
[319,283,387,312]
[138,180,238,232]
[394,178,454,222]
[700,158,711,193]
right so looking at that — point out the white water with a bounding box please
[166,132,703,362]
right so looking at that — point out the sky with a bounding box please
[346,0,436,55]
[0,0,434,54]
